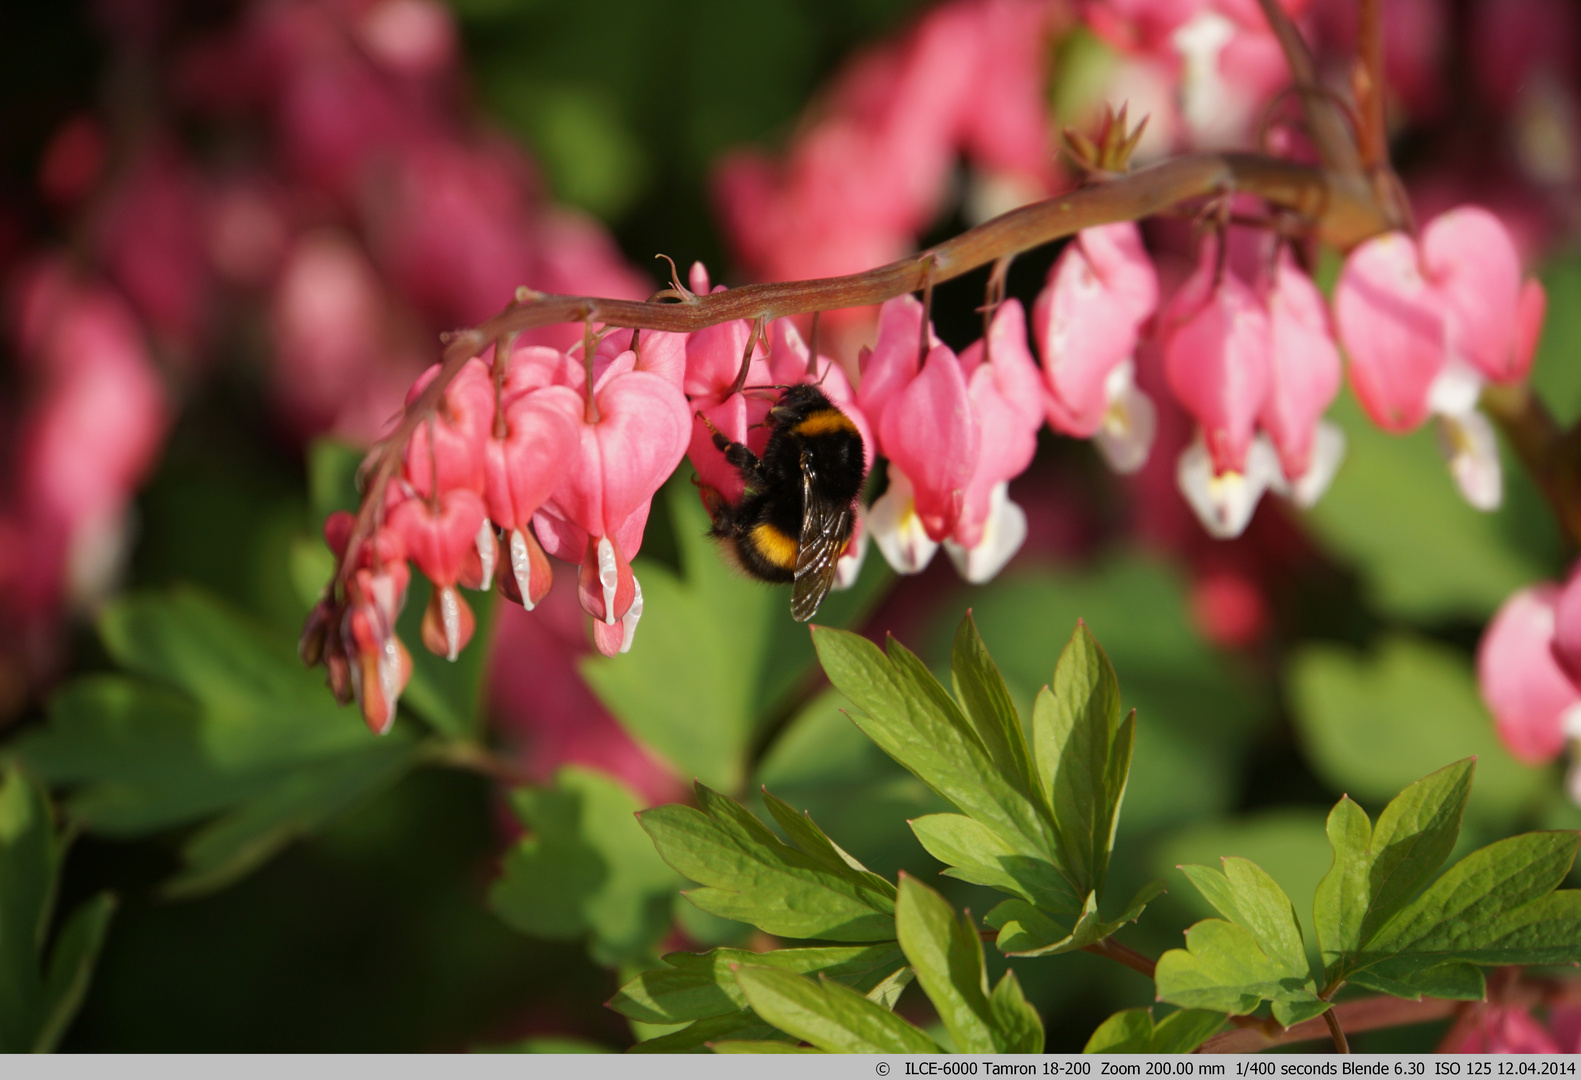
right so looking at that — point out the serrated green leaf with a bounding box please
[1149,1009,1228,1053]
[1154,919,1322,1017]
[491,766,682,965]
[1348,961,1485,1001]
[1314,796,1374,970]
[1035,624,1123,897]
[988,969,1044,1053]
[1271,997,1332,1028]
[908,813,1080,913]
[1083,1008,1153,1053]
[1360,832,1581,968]
[628,1012,777,1053]
[710,1040,822,1053]
[1084,1008,1225,1054]
[866,965,914,1010]
[639,784,893,941]
[609,943,905,1024]
[951,614,1037,802]
[812,627,1057,865]
[1177,859,1309,982]
[987,879,1161,957]
[1314,761,1477,980]
[733,965,940,1054]
[759,789,895,898]
[895,876,995,1054]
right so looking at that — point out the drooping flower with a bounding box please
[1259,249,1346,507]
[1033,222,1160,473]
[1477,584,1578,766]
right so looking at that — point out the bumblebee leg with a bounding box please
[696,411,763,481]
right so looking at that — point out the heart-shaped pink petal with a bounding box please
[1335,231,1447,433]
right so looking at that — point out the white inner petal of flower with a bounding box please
[597,535,619,624]
[510,529,536,611]
[474,519,496,592]
[1435,409,1503,512]
[834,518,868,591]
[868,469,940,575]
[1177,433,1276,539]
[943,482,1027,585]
[1171,11,1243,147]
[619,577,644,655]
[1270,422,1347,509]
[1095,361,1155,475]
[439,585,462,662]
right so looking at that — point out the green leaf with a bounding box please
[710,1040,822,1053]
[1083,1008,1225,1054]
[1153,918,1323,1018]
[909,813,1080,913]
[1347,961,1485,1001]
[581,485,781,794]
[32,892,116,1053]
[759,789,895,899]
[18,588,418,893]
[960,556,1265,834]
[1313,761,1475,979]
[1149,1009,1229,1053]
[609,943,906,1024]
[894,875,996,1054]
[639,783,894,941]
[986,879,1162,958]
[1360,832,1581,969]
[1290,637,1545,825]
[491,766,683,965]
[164,736,419,898]
[0,767,115,1053]
[1035,623,1125,898]
[811,627,1057,864]
[732,964,940,1054]
[628,1012,777,1054]
[951,614,1038,808]
[987,969,1044,1053]
[1177,859,1310,983]
[1306,391,1548,620]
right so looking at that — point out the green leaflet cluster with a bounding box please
[812,617,1162,955]
[1154,759,1581,1023]
[614,617,1161,1052]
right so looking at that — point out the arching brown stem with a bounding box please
[331,151,1388,594]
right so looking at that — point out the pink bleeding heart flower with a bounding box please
[1550,565,1581,686]
[483,380,582,609]
[540,365,690,656]
[402,357,494,497]
[1477,584,1579,765]
[1163,250,1271,475]
[681,274,773,503]
[388,487,486,661]
[1034,222,1158,441]
[948,300,1043,580]
[1259,249,1345,504]
[857,294,940,425]
[1334,230,1447,433]
[1421,206,1548,385]
[879,342,979,543]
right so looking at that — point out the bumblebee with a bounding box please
[700,384,866,621]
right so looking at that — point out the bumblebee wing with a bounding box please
[791,454,852,623]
